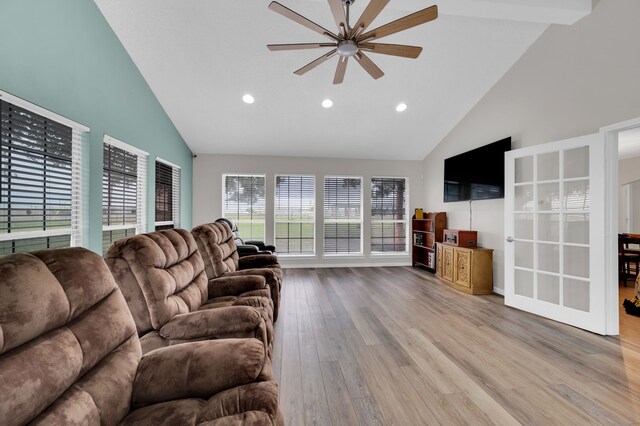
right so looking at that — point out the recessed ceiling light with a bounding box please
[322,99,333,109]
[242,94,255,104]
[396,103,408,112]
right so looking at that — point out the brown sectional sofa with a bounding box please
[192,222,283,321]
[0,247,283,425]
[104,228,274,356]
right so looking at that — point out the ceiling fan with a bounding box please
[267,0,438,84]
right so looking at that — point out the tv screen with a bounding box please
[444,137,511,202]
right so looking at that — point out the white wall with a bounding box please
[619,156,640,232]
[193,154,424,267]
[423,0,640,293]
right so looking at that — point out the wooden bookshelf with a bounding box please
[412,212,446,271]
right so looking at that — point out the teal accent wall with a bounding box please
[0,0,193,253]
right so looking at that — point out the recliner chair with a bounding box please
[104,228,274,356]
[215,218,276,257]
[0,247,283,425]
[192,222,283,321]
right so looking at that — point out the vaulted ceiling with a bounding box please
[94,0,591,160]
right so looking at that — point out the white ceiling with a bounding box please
[619,127,640,160]
[94,0,591,160]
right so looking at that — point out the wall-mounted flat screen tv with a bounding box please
[444,137,512,202]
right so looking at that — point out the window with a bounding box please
[371,177,408,253]
[0,93,88,255]
[223,174,265,240]
[155,159,180,230]
[102,136,147,253]
[324,176,362,254]
[275,175,315,255]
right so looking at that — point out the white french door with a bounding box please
[504,133,607,334]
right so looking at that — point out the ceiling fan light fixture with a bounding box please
[396,103,408,112]
[242,94,255,104]
[337,40,358,57]
[322,99,334,108]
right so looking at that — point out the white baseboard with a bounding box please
[281,260,412,269]
[493,287,505,296]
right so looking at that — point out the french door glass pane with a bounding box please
[538,214,560,242]
[564,213,589,244]
[563,278,590,312]
[538,242,560,273]
[515,156,534,183]
[515,241,534,269]
[537,273,560,305]
[515,269,534,297]
[538,182,560,211]
[515,185,534,211]
[537,151,559,181]
[564,180,590,211]
[514,213,534,239]
[564,245,590,278]
[564,146,589,178]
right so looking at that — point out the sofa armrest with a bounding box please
[208,274,267,298]
[239,254,280,270]
[237,244,260,255]
[132,338,266,407]
[245,241,276,253]
[159,306,262,341]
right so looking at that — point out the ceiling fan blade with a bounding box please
[354,51,384,80]
[294,49,337,75]
[358,43,423,59]
[358,5,438,42]
[351,0,390,37]
[269,1,339,41]
[327,0,348,35]
[333,57,348,85]
[268,43,336,51]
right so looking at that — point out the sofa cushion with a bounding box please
[105,229,209,333]
[0,248,140,426]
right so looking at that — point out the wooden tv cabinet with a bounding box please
[435,243,494,295]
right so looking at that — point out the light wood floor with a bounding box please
[273,267,640,426]
[619,285,640,348]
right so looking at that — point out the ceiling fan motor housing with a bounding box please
[337,40,358,57]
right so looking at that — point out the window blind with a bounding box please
[155,159,180,230]
[102,136,147,253]
[223,174,266,240]
[0,97,87,255]
[324,176,362,254]
[371,177,408,253]
[275,175,315,255]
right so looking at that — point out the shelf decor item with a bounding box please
[415,208,424,220]
[443,229,478,248]
[412,211,446,271]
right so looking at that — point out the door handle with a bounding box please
[506,236,514,242]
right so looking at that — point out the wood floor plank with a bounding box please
[319,361,360,426]
[274,266,640,425]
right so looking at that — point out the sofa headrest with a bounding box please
[104,229,208,333]
[0,248,118,354]
[0,247,140,425]
[191,222,240,280]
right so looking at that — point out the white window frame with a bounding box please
[222,173,267,241]
[370,176,410,254]
[323,175,364,256]
[102,135,148,250]
[155,157,181,229]
[0,90,89,251]
[274,174,316,256]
